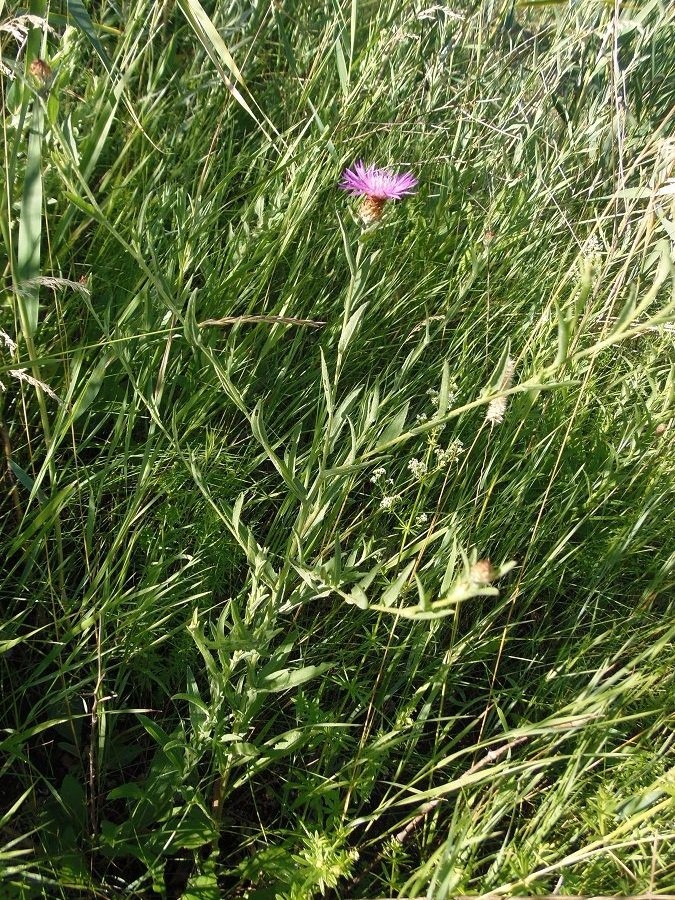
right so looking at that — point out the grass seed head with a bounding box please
[486,357,516,426]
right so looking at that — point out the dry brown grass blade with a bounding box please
[198,314,326,328]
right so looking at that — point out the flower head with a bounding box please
[340,162,418,200]
[485,357,516,427]
[29,58,53,87]
[469,559,497,585]
[340,161,418,223]
[407,458,428,480]
[434,439,464,468]
[380,494,401,512]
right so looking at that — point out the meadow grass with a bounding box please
[1,0,674,897]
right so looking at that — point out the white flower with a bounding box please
[407,458,428,479]
[415,513,429,527]
[434,439,464,467]
[371,466,387,483]
[485,358,515,426]
[380,494,400,511]
[485,397,507,425]
[426,388,440,407]
[427,382,458,410]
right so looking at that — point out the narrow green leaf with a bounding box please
[338,216,356,278]
[9,459,46,503]
[175,0,276,141]
[251,403,308,502]
[65,0,114,75]
[261,662,332,692]
[380,561,415,607]
[320,347,334,416]
[350,0,357,60]
[335,37,349,96]
[611,290,637,335]
[486,340,512,390]
[338,302,367,356]
[17,101,44,336]
[555,304,571,367]
[378,401,409,447]
[439,359,451,417]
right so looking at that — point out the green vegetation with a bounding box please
[1,0,674,896]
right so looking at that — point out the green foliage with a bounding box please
[1,0,674,897]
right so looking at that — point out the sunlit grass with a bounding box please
[1,0,674,897]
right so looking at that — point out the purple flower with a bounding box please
[339,161,418,200]
[339,161,417,224]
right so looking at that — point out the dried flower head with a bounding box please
[469,559,497,585]
[29,58,52,86]
[340,161,418,224]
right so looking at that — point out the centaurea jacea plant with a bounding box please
[339,161,418,224]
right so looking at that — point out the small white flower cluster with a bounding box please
[372,466,399,511]
[415,512,429,527]
[426,387,440,407]
[434,439,464,467]
[407,457,428,480]
[416,382,458,427]
[380,494,401,512]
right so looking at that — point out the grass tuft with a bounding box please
[1,0,674,896]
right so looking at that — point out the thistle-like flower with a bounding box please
[340,161,418,224]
